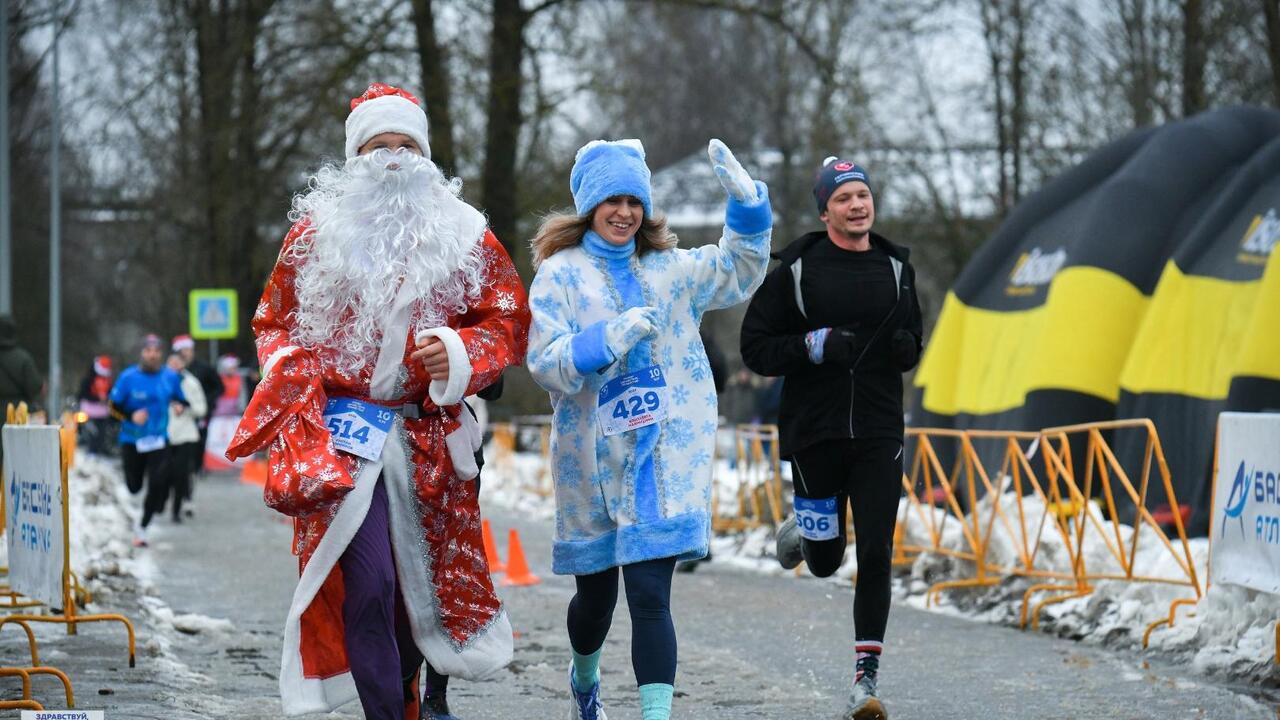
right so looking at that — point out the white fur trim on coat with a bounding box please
[446,404,482,480]
[345,95,431,160]
[415,327,472,408]
[276,425,512,715]
[277,460,378,715]
[262,345,302,379]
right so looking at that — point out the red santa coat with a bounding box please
[227,198,530,716]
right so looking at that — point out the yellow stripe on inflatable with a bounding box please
[915,267,1147,415]
[1236,249,1280,382]
[1119,262,1270,398]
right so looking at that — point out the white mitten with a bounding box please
[708,139,760,204]
[604,306,660,359]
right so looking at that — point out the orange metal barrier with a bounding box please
[505,417,556,498]
[490,422,516,466]
[896,421,1203,640]
[1137,417,1277,658]
[894,428,1081,607]
[1019,419,1201,629]
[712,424,785,533]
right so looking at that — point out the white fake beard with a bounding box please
[284,149,485,375]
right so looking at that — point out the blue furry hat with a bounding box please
[570,139,653,218]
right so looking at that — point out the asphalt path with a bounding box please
[5,472,1272,719]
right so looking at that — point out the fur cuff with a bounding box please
[571,321,614,375]
[445,406,483,480]
[725,182,773,235]
[416,327,472,407]
[262,345,302,378]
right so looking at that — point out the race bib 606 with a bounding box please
[794,496,840,541]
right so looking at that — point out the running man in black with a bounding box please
[740,157,923,720]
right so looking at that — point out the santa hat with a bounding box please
[569,139,653,218]
[171,334,195,352]
[344,82,431,160]
[217,354,240,374]
[93,355,112,377]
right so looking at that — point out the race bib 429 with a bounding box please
[596,365,670,437]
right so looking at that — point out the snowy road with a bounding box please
[4,471,1273,719]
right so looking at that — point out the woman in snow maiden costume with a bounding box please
[226,83,530,720]
[526,138,771,720]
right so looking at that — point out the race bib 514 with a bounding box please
[323,397,396,461]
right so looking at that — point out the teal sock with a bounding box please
[638,683,674,720]
[571,648,603,691]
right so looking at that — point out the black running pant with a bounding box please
[122,443,172,529]
[168,441,201,516]
[566,556,678,686]
[790,437,903,643]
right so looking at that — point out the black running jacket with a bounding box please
[740,231,923,458]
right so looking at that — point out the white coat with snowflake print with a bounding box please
[527,223,770,575]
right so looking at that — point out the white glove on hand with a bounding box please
[605,306,660,360]
[708,139,760,204]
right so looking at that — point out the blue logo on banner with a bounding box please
[1222,460,1250,540]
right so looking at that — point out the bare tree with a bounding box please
[80,0,406,357]
[411,0,458,175]
[1263,0,1280,105]
[978,0,1040,215]
[1181,0,1206,115]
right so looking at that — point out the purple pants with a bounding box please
[340,477,423,719]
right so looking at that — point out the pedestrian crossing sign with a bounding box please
[189,288,239,339]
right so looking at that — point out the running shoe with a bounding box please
[422,691,461,720]
[775,515,804,569]
[845,665,887,720]
[567,665,607,720]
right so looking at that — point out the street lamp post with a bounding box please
[1,0,11,315]
[47,3,62,413]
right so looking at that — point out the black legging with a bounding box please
[566,556,678,686]
[122,443,173,529]
[790,437,902,643]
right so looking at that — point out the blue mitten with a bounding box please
[571,306,660,375]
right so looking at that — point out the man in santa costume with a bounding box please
[227,82,530,720]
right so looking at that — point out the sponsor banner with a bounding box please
[1212,412,1280,593]
[3,425,66,608]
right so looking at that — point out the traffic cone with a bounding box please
[240,457,268,487]
[500,528,541,587]
[483,519,506,573]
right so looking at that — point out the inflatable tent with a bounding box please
[914,106,1280,535]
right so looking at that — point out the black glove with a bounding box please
[891,329,921,371]
[823,328,864,368]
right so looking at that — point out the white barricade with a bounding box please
[2,425,66,608]
[204,414,247,471]
[1212,412,1280,593]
